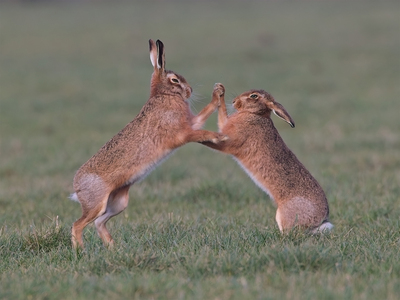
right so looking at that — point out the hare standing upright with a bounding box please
[204,84,333,233]
[70,40,225,249]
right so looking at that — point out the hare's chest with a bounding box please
[156,110,188,128]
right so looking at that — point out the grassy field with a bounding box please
[0,0,399,299]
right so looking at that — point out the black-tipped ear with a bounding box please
[271,102,295,128]
[156,40,165,71]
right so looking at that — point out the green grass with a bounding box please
[0,0,399,299]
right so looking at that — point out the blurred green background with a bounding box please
[0,0,399,299]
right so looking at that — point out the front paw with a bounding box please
[213,83,225,99]
[211,133,229,144]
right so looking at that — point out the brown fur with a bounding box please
[71,40,226,248]
[203,85,332,233]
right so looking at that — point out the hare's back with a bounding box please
[76,118,170,179]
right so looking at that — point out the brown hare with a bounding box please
[203,84,333,233]
[70,40,226,249]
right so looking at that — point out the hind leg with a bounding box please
[276,198,322,233]
[276,206,303,233]
[275,208,283,232]
[71,193,110,249]
[94,185,130,247]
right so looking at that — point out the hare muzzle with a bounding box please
[233,98,242,110]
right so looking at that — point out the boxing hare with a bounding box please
[70,40,225,248]
[204,84,333,233]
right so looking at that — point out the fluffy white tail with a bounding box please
[69,193,79,203]
[311,221,334,234]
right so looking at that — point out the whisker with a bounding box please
[188,89,207,114]
[191,82,204,90]
[229,88,240,98]
[226,103,236,115]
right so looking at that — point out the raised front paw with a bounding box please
[213,83,225,98]
[211,133,229,144]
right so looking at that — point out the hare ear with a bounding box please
[149,39,158,70]
[156,39,165,71]
[271,102,295,128]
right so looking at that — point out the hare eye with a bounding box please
[250,94,258,99]
[171,78,179,83]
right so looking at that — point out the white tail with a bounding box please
[69,193,79,202]
[311,222,334,234]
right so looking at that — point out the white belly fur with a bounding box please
[125,149,177,185]
[232,157,275,202]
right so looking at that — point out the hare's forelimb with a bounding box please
[191,83,225,130]
[197,83,229,149]
[186,130,227,144]
[214,83,229,131]
[191,102,217,130]
[188,83,229,144]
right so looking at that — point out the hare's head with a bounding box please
[149,39,192,100]
[233,90,295,128]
